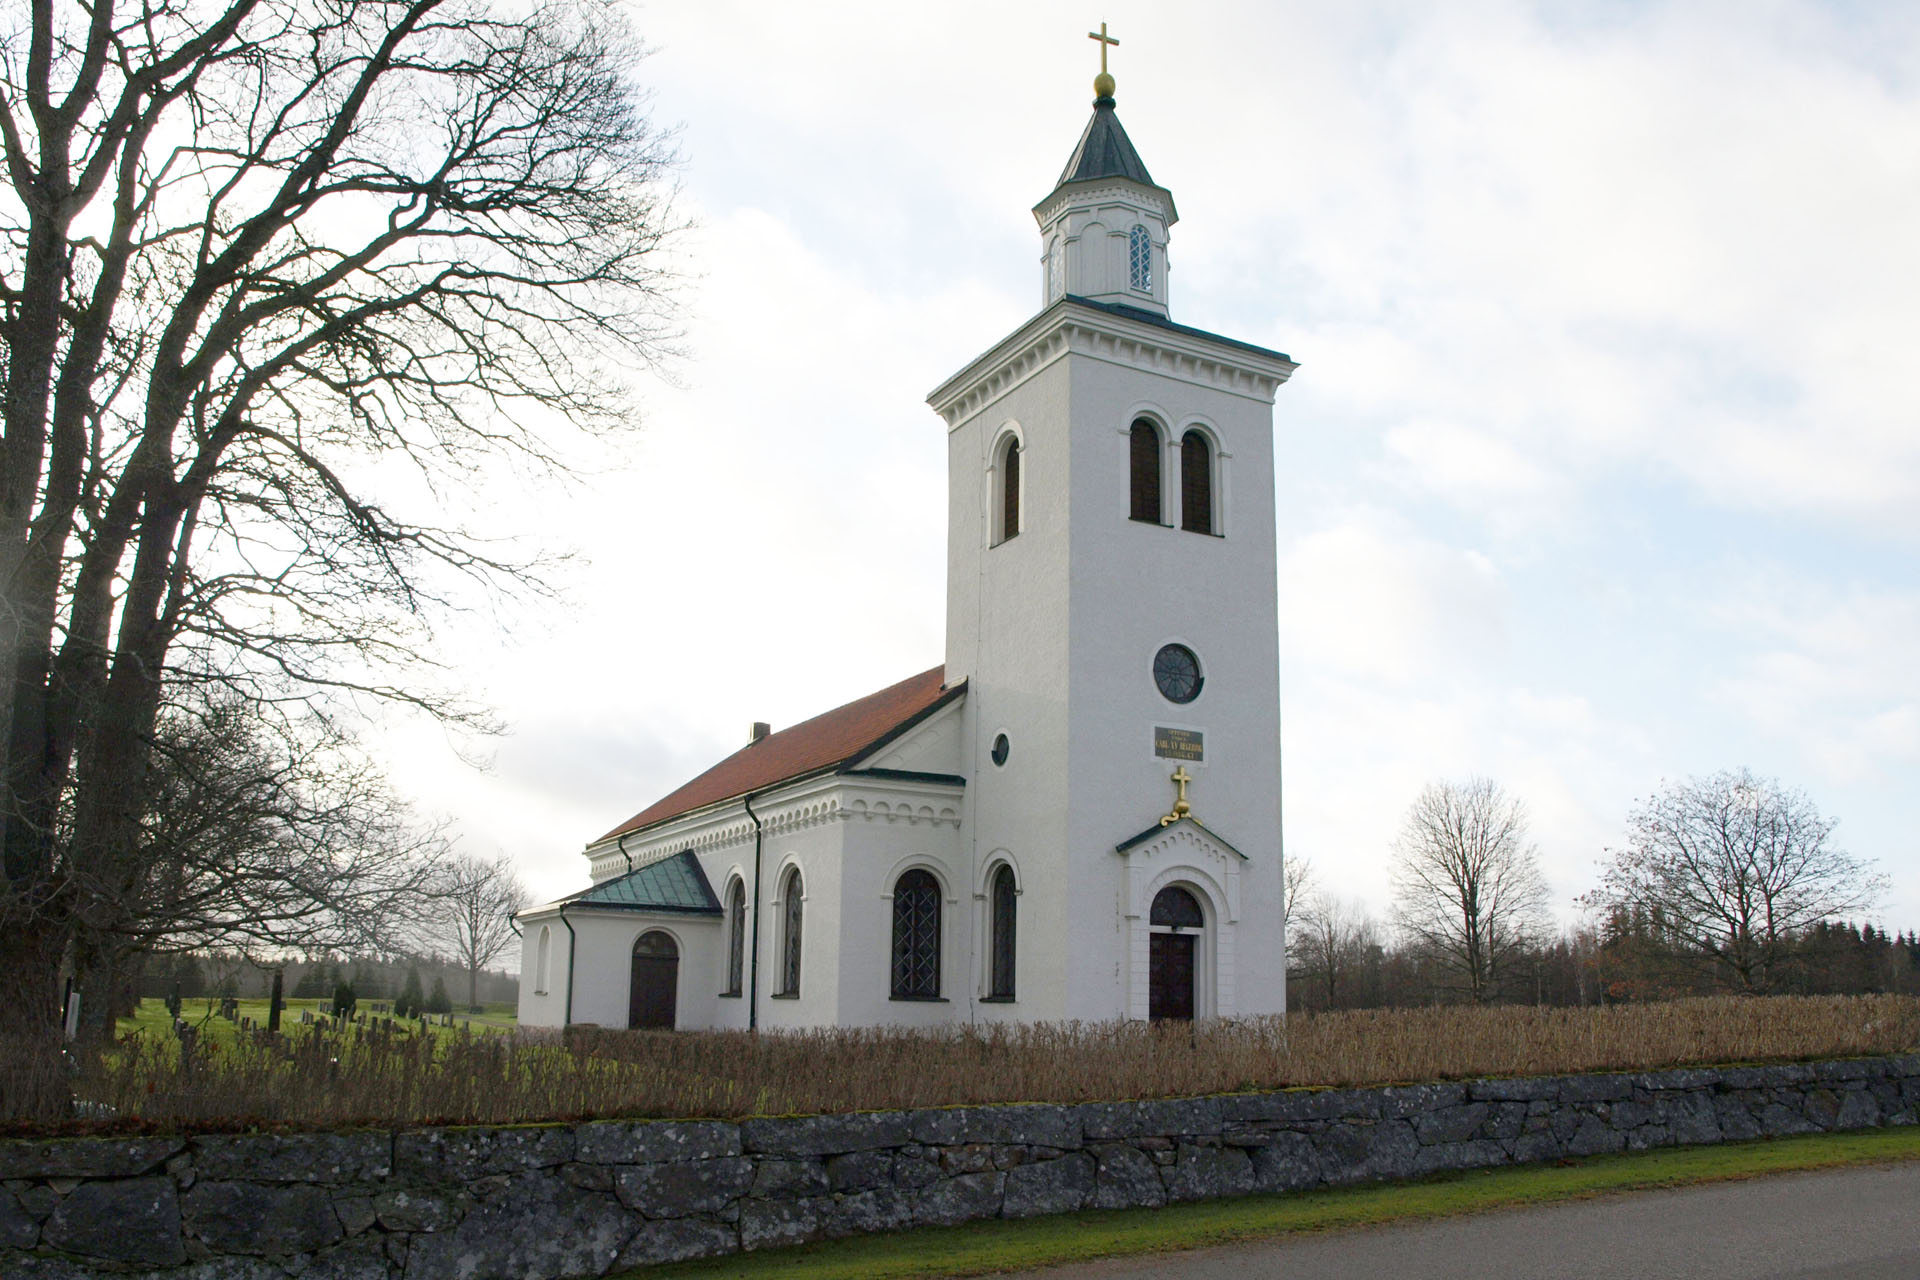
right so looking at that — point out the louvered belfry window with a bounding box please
[891,869,942,999]
[1000,437,1021,541]
[1129,419,1162,522]
[779,869,803,996]
[1181,430,1213,534]
[989,865,1017,999]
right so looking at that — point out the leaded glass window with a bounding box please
[724,879,745,996]
[779,869,803,996]
[1151,885,1205,929]
[891,869,941,999]
[989,865,1017,999]
[1128,225,1151,291]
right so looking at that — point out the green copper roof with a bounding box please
[566,850,722,914]
[1056,98,1156,189]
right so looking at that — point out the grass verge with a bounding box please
[636,1126,1920,1280]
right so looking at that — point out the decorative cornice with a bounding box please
[928,299,1296,428]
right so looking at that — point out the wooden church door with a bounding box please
[1148,885,1203,1021]
[629,931,679,1030]
[1149,933,1195,1021]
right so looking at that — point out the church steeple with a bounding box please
[1033,27,1177,316]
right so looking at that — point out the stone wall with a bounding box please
[4,1054,1917,1278]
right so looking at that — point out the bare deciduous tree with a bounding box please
[1282,852,1314,935]
[1390,777,1550,1004]
[1287,890,1379,1011]
[1582,769,1884,994]
[427,853,528,1011]
[0,0,678,1108]
[71,692,446,1019]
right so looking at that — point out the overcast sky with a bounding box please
[378,0,1920,936]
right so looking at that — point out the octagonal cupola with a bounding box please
[1033,56,1177,317]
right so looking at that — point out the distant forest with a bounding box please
[1288,917,1920,1013]
[134,951,518,1010]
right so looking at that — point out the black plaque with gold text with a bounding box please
[1153,727,1204,761]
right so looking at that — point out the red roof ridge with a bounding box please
[595,665,960,844]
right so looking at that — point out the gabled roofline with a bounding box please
[1115,815,1250,861]
[590,679,968,850]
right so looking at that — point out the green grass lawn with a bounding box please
[117,996,518,1048]
[635,1127,1920,1280]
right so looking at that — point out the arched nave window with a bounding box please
[988,864,1017,1000]
[535,925,551,994]
[891,869,942,999]
[724,878,746,997]
[1180,429,1214,535]
[1129,419,1163,523]
[777,867,803,997]
[994,434,1022,544]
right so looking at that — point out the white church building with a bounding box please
[516,60,1298,1032]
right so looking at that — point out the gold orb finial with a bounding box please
[1088,22,1119,100]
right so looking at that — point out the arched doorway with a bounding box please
[629,930,678,1030]
[1149,886,1204,1021]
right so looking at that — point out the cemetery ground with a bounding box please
[116,997,520,1049]
[633,1127,1920,1280]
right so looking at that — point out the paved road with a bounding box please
[1012,1163,1920,1279]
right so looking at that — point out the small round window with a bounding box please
[990,733,1011,767]
[1152,644,1203,704]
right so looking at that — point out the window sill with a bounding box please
[1129,516,1173,528]
[718,992,741,999]
[1181,527,1225,538]
[979,995,1017,1004]
[888,995,948,1003]
[990,533,1019,548]
[770,992,800,1000]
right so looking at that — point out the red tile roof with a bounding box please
[596,666,962,843]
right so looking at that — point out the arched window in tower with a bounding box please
[890,869,942,999]
[1128,225,1152,292]
[777,867,803,997]
[1129,419,1163,523]
[1181,429,1215,534]
[1048,236,1065,302]
[988,864,1017,999]
[994,434,1022,544]
[724,878,746,997]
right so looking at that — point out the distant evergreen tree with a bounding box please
[331,981,357,1019]
[396,966,425,1019]
[426,975,453,1016]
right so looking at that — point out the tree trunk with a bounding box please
[0,923,73,1121]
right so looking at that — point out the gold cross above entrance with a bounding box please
[1088,22,1120,74]
[1160,764,1193,827]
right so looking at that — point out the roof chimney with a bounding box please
[749,721,771,745]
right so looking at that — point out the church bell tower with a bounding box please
[928,34,1297,1022]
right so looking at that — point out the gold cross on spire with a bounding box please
[1088,22,1119,99]
[1160,765,1193,827]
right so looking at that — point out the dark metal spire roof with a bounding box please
[1055,97,1156,189]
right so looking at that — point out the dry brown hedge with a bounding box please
[32,993,1920,1136]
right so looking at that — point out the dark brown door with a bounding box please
[628,931,678,1029]
[1149,932,1195,1021]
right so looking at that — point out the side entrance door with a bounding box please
[629,931,678,1030]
